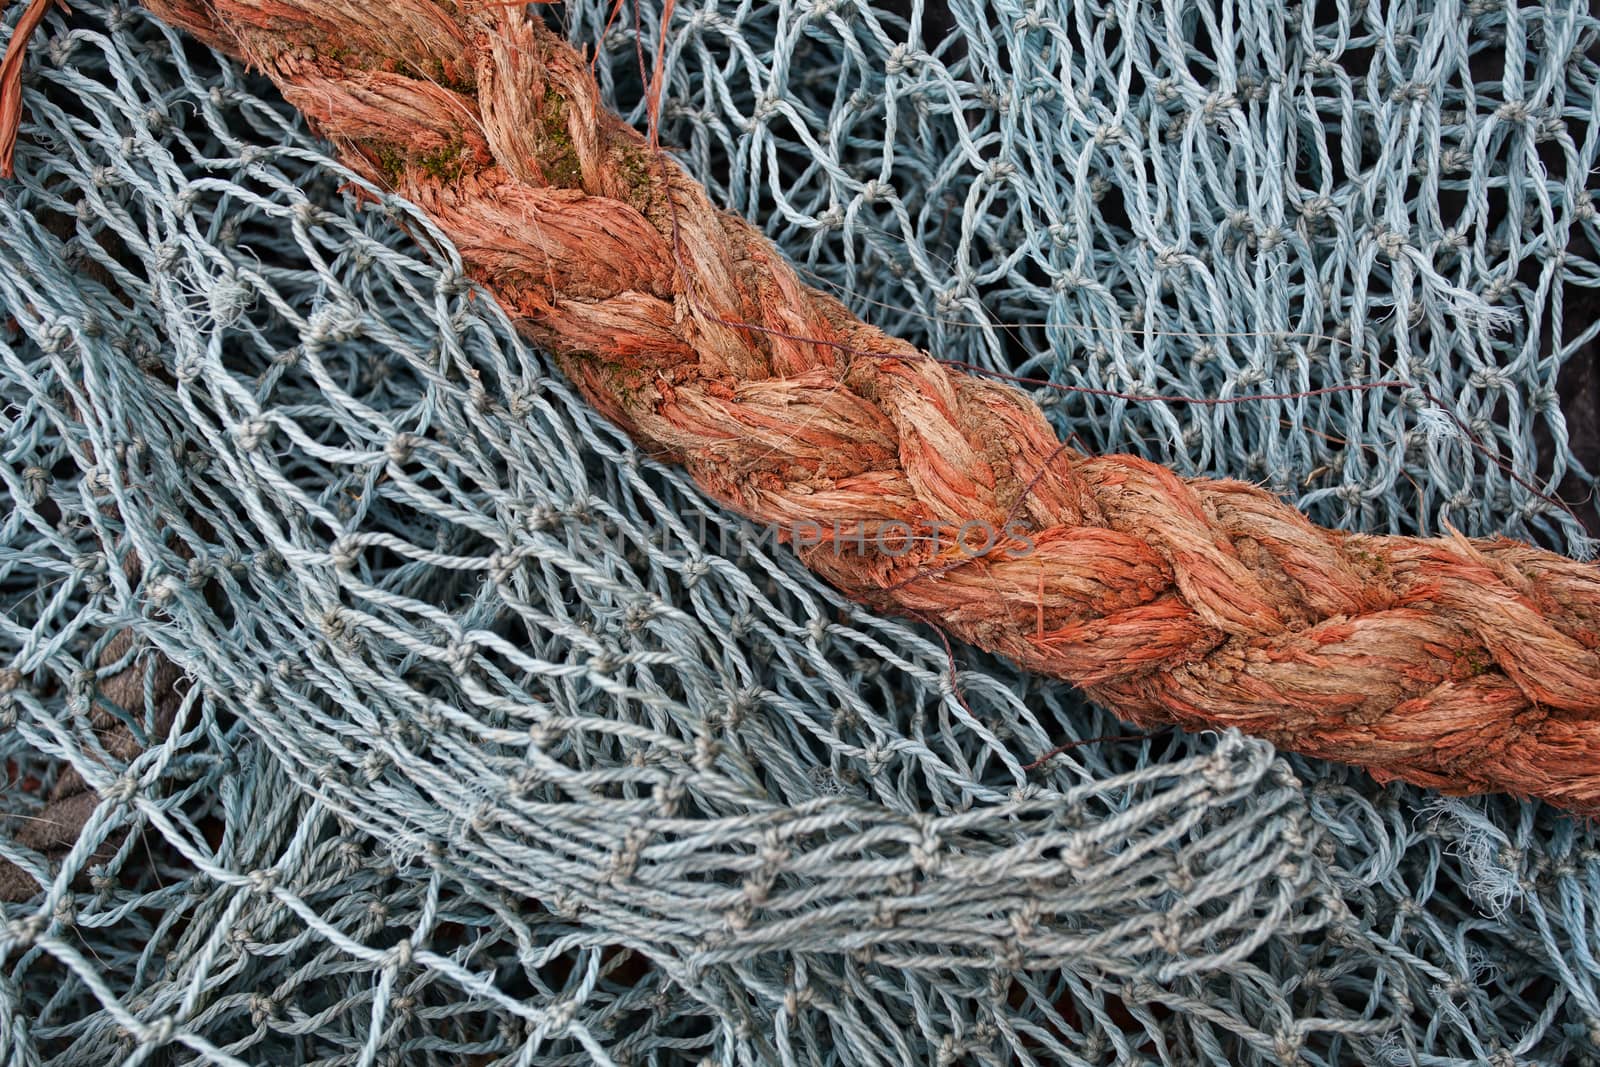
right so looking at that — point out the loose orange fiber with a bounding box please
[0,0,64,178]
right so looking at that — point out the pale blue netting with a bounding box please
[2,1,1599,1064]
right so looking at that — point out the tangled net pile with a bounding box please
[4,0,1600,1063]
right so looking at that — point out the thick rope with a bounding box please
[78,0,1600,810]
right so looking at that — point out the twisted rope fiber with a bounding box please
[128,0,1600,809]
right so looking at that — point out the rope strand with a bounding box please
[64,0,1600,810]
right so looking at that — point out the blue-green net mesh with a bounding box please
[3,2,1600,1064]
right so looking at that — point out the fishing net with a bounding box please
[3,0,1600,1063]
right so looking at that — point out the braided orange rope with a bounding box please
[37,1,1600,808]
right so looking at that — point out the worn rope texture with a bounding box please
[121,0,1600,809]
[6,1,1600,1065]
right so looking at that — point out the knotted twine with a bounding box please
[41,0,1600,811]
